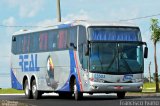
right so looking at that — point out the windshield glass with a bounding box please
[90,43,144,74]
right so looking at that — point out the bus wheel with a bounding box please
[24,80,32,99]
[73,79,83,100]
[117,92,125,99]
[31,79,42,99]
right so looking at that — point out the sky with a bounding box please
[0,0,160,88]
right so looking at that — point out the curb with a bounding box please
[126,93,160,96]
[0,94,25,96]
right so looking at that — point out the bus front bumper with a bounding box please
[88,82,143,92]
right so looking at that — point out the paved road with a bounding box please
[0,94,160,106]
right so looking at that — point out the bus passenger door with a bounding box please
[78,43,89,91]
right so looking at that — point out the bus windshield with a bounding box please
[89,42,144,74]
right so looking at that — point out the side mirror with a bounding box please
[70,43,77,49]
[144,47,148,58]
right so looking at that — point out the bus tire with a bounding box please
[31,79,42,99]
[117,92,125,99]
[24,80,32,99]
[73,79,83,100]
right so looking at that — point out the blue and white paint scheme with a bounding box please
[11,20,146,99]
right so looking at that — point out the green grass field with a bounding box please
[142,82,160,92]
[143,83,156,89]
[0,88,24,94]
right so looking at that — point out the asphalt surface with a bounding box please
[0,93,160,106]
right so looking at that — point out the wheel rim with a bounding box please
[25,84,29,95]
[74,82,78,100]
[32,84,37,96]
[74,84,77,95]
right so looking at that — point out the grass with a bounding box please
[0,88,24,94]
[142,82,160,92]
[143,82,157,89]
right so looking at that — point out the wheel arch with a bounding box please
[69,75,76,91]
[69,74,81,92]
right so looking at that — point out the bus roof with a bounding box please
[13,20,139,36]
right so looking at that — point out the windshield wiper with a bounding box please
[106,51,118,72]
[120,54,132,73]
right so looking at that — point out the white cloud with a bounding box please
[142,30,151,42]
[3,0,20,7]
[37,19,57,27]
[3,17,16,26]
[19,0,44,18]
[36,9,91,27]
[62,9,91,21]
[109,8,139,22]
[4,0,44,18]
[3,17,16,35]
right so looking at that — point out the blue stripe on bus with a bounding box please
[70,50,81,91]
[11,69,23,90]
[57,24,72,29]
[57,50,80,92]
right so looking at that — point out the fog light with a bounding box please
[138,86,143,89]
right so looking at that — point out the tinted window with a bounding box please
[69,26,77,48]
[48,30,58,51]
[30,33,39,53]
[39,32,48,51]
[22,35,30,53]
[17,36,23,54]
[11,36,17,54]
[58,30,68,49]
[78,26,86,45]
[12,26,79,54]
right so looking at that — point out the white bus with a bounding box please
[11,21,148,100]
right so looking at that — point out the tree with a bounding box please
[150,18,160,92]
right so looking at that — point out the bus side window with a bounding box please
[17,36,23,54]
[30,33,39,53]
[39,32,48,51]
[22,35,30,53]
[48,30,58,51]
[27,35,30,53]
[30,34,34,53]
[58,30,67,49]
[12,36,17,54]
[69,27,77,49]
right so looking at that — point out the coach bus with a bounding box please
[11,20,148,100]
